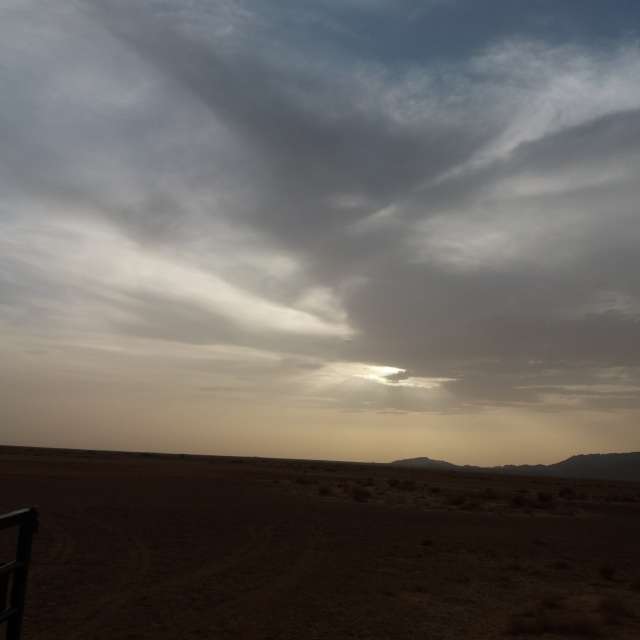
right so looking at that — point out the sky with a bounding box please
[2,0,640,465]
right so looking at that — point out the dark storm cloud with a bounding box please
[2,0,640,414]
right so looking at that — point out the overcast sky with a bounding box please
[2,0,640,464]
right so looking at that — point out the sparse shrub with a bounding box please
[605,492,635,503]
[318,485,334,497]
[420,538,433,547]
[630,579,640,592]
[598,595,635,624]
[352,487,371,502]
[509,610,544,635]
[599,564,616,581]
[388,478,399,488]
[540,593,564,610]
[448,494,466,506]
[363,476,375,487]
[509,596,605,637]
[551,560,571,571]
[295,475,312,485]
[430,486,442,494]
[397,479,417,492]
[461,497,480,511]
[509,609,602,637]
[511,494,529,508]
[559,486,577,500]
[537,491,554,505]
[483,487,499,500]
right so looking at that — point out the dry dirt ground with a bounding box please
[1,447,640,639]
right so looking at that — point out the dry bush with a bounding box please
[510,592,637,637]
[540,592,564,610]
[510,493,530,508]
[397,479,417,492]
[447,493,467,506]
[537,491,555,505]
[598,595,636,624]
[509,609,602,636]
[599,564,616,581]
[459,494,481,510]
[509,597,602,637]
[482,487,500,500]
[352,487,371,502]
[605,492,636,503]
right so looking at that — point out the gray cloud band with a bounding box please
[2,0,640,413]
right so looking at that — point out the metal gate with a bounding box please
[0,509,38,640]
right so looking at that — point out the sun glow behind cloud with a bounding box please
[305,362,455,393]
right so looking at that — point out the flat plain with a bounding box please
[2,447,640,639]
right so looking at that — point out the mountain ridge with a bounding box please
[391,452,640,482]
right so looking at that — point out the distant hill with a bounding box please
[391,456,461,471]
[391,452,640,482]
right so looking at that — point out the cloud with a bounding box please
[0,214,352,342]
[2,0,640,422]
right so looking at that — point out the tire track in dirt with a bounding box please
[65,520,279,640]
[62,513,154,640]
[208,515,325,637]
[39,515,76,567]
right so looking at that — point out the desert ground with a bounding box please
[1,446,640,639]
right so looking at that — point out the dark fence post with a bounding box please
[0,573,6,621]
[0,508,38,640]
